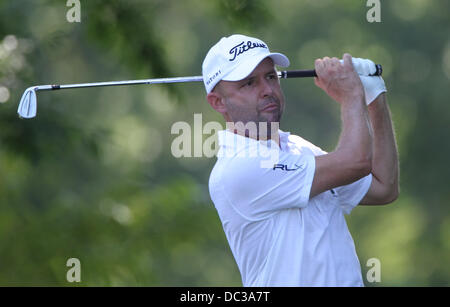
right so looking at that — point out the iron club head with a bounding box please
[17,87,37,119]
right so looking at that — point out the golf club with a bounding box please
[17,65,382,119]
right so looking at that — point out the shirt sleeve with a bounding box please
[335,174,373,214]
[220,150,316,220]
[290,135,372,214]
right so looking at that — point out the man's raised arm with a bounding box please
[310,54,373,199]
[360,93,399,205]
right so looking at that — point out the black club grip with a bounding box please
[279,64,382,78]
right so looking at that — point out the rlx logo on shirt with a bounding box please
[273,163,337,196]
[272,163,304,171]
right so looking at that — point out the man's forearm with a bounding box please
[367,94,399,196]
[310,93,373,198]
[337,96,373,167]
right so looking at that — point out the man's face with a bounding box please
[213,58,285,126]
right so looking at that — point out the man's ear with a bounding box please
[206,91,227,114]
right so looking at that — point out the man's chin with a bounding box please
[262,113,282,125]
[256,117,281,136]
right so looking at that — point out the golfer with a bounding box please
[203,34,399,286]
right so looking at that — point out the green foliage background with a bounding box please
[0,0,448,286]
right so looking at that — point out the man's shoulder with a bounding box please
[287,134,327,156]
[288,134,316,148]
[209,144,280,193]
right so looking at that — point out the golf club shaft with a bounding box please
[33,76,204,91]
[31,65,383,91]
[17,65,383,119]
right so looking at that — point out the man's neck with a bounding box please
[226,122,281,147]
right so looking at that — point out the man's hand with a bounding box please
[314,53,365,105]
[351,57,387,105]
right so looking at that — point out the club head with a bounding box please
[17,87,37,119]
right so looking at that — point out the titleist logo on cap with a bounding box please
[229,41,267,61]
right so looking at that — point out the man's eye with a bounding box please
[268,74,277,80]
[243,79,254,87]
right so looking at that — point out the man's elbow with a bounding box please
[383,170,400,204]
[383,190,399,204]
[387,185,400,203]
[379,184,400,205]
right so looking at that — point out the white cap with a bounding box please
[202,34,290,93]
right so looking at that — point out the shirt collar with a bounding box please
[218,129,291,151]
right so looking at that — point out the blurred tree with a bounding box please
[0,0,448,286]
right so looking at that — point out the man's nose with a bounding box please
[259,78,273,98]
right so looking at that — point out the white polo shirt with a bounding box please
[208,129,372,286]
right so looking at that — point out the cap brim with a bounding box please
[222,52,290,82]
